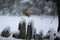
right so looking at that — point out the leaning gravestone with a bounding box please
[1,26,11,37]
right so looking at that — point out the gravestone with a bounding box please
[18,19,26,39]
[1,26,11,37]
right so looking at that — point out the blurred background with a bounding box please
[0,0,59,40]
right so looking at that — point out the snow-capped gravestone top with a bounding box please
[1,26,11,37]
[3,27,11,32]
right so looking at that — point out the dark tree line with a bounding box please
[0,0,58,16]
[0,0,15,15]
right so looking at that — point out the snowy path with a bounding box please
[0,15,58,35]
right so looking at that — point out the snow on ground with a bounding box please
[0,34,27,40]
[0,15,58,35]
[0,34,34,40]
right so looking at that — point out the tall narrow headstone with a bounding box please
[18,19,26,39]
[27,20,34,40]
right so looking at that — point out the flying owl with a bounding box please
[22,8,30,17]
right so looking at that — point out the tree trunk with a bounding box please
[56,0,60,32]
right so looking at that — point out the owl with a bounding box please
[22,8,30,17]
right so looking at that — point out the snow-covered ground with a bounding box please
[0,34,34,40]
[0,15,58,35]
